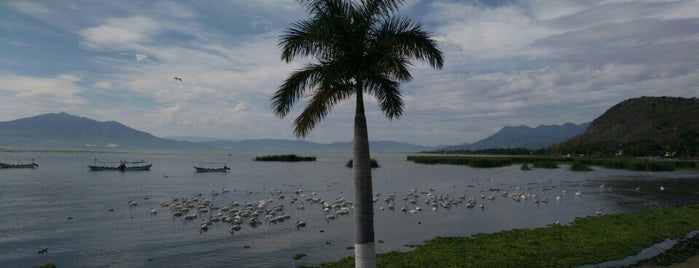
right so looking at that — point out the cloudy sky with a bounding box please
[1,0,698,146]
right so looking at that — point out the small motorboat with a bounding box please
[0,159,38,169]
[194,163,230,173]
[89,159,152,171]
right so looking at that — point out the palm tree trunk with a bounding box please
[353,91,376,268]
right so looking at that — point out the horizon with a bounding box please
[2,1,698,146]
[1,111,591,147]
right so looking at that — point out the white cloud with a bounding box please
[0,74,87,120]
[80,16,162,51]
[135,53,149,62]
[93,81,112,89]
[3,0,699,146]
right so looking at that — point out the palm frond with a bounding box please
[360,0,404,19]
[293,83,354,137]
[365,75,403,119]
[271,63,325,117]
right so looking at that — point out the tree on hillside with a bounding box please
[674,130,698,159]
[272,0,443,266]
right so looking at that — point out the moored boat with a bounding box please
[0,159,38,169]
[194,163,230,173]
[89,159,152,171]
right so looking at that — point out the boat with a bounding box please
[0,159,38,169]
[194,163,230,173]
[88,159,152,171]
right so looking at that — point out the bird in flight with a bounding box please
[174,77,182,82]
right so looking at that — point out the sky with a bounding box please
[1,0,698,147]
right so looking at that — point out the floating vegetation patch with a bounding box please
[570,162,593,172]
[532,161,558,169]
[254,154,316,162]
[294,253,307,260]
[345,158,380,168]
[406,155,695,172]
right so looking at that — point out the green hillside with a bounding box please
[557,96,699,158]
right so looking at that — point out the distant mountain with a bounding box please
[0,113,431,152]
[558,96,699,156]
[0,112,191,149]
[443,122,590,151]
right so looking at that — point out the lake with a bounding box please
[1,150,698,267]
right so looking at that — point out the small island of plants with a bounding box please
[345,158,380,168]
[254,154,316,162]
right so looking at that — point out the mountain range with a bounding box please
[0,112,591,152]
[442,122,590,151]
[0,113,432,152]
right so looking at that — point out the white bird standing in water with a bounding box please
[660,185,665,192]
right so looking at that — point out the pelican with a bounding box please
[660,185,665,191]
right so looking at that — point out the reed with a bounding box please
[407,155,696,172]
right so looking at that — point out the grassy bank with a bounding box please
[317,204,699,268]
[254,154,316,162]
[406,155,696,171]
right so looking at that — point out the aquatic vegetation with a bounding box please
[32,263,56,268]
[294,253,307,260]
[570,162,593,171]
[320,204,699,267]
[345,158,380,168]
[532,161,559,169]
[407,155,696,172]
[254,154,316,162]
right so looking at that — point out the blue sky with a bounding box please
[1,0,698,146]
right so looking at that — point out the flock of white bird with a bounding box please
[127,181,667,235]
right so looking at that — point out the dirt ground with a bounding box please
[637,255,699,268]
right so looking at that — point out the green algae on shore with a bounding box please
[318,204,699,268]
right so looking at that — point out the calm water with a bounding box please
[1,150,698,267]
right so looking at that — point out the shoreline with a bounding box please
[318,204,699,268]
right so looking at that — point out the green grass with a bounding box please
[318,204,699,268]
[254,154,316,162]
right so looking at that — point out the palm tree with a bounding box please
[273,0,443,266]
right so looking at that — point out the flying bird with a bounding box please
[173,77,182,82]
